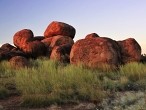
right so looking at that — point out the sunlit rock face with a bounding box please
[70,37,122,70]
[44,21,76,39]
[13,29,34,50]
[13,29,47,58]
[118,38,141,64]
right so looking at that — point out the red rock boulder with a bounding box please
[70,37,121,69]
[41,37,53,47]
[9,56,29,68]
[50,35,74,48]
[22,41,47,58]
[85,33,99,39]
[0,47,26,61]
[1,43,15,51]
[118,38,141,63]
[50,44,72,63]
[44,21,76,39]
[13,29,34,49]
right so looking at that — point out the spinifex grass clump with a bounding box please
[0,59,146,107]
[15,59,106,107]
[0,61,18,99]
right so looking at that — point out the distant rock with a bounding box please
[44,21,76,39]
[118,38,141,63]
[70,37,121,69]
[85,33,99,39]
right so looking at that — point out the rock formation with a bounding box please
[44,21,76,39]
[9,56,29,68]
[118,38,141,63]
[70,37,122,69]
[0,21,143,70]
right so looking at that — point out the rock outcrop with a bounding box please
[118,38,141,63]
[0,21,143,70]
[22,41,46,58]
[13,29,33,49]
[70,37,121,69]
[44,21,76,39]
[50,35,74,48]
[50,44,72,63]
[9,56,29,68]
[85,33,99,39]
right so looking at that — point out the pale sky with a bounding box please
[0,0,146,53]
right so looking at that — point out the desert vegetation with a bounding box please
[0,21,146,109]
[0,58,146,109]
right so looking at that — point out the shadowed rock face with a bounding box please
[9,56,29,68]
[32,36,45,41]
[50,35,74,48]
[44,21,76,39]
[70,37,122,69]
[22,41,47,58]
[85,33,99,39]
[50,44,72,63]
[0,46,26,61]
[1,43,15,51]
[13,29,34,49]
[118,38,141,64]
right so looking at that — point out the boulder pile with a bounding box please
[0,21,142,69]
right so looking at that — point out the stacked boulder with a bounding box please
[43,21,75,63]
[0,21,142,69]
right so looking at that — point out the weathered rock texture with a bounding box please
[70,37,122,69]
[1,43,15,51]
[22,41,46,58]
[85,33,99,39]
[50,44,72,63]
[50,35,74,48]
[13,29,47,58]
[0,44,26,61]
[0,21,143,70]
[9,56,29,68]
[13,29,33,49]
[118,38,141,64]
[44,21,76,39]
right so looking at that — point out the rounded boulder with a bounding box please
[44,21,76,39]
[22,41,47,58]
[13,29,34,49]
[70,37,121,69]
[118,38,141,63]
[50,35,74,48]
[85,33,99,39]
[9,56,29,68]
